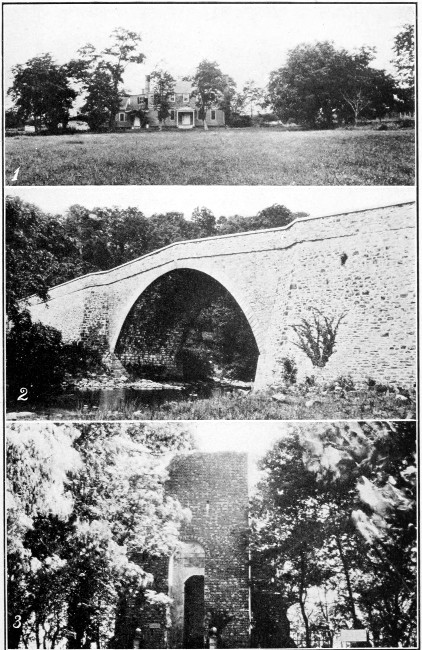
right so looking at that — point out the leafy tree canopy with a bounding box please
[8,53,77,133]
[150,69,176,128]
[267,42,395,127]
[69,28,145,129]
[7,422,193,648]
[189,60,234,128]
[251,422,416,647]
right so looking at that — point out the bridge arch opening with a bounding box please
[114,268,260,383]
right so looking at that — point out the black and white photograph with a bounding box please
[6,420,417,648]
[4,3,415,186]
[3,1,417,648]
[5,185,416,421]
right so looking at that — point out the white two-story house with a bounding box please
[115,75,225,129]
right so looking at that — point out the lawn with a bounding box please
[5,128,415,185]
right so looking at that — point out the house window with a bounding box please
[119,113,126,122]
[137,96,143,104]
[211,110,216,120]
[183,94,190,104]
[169,94,175,103]
[170,110,175,121]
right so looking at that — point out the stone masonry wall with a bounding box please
[28,203,416,388]
[166,452,250,648]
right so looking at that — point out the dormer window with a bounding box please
[169,94,175,103]
[183,94,190,104]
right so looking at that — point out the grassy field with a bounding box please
[5,128,414,185]
[8,389,416,421]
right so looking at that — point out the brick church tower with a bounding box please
[166,452,250,649]
[113,451,250,649]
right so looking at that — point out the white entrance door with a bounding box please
[182,113,191,126]
[133,116,141,128]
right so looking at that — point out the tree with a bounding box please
[71,28,145,130]
[6,196,80,322]
[7,422,193,648]
[335,47,395,124]
[189,60,228,130]
[191,206,217,237]
[150,70,176,130]
[242,80,264,118]
[251,422,417,647]
[267,42,394,127]
[217,204,304,235]
[8,54,76,133]
[7,422,82,648]
[79,67,119,131]
[392,24,415,113]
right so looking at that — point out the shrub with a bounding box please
[7,313,104,401]
[282,357,297,385]
[228,114,252,128]
[329,375,355,391]
[397,118,414,129]
[292,308,347,368]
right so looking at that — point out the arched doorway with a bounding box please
[168,542,206,648]
[184,575,205,648]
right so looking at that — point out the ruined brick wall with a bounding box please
[166,452,250,648]
[28,202,416,388]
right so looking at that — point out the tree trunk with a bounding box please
[335,534,360,627]
[299,555,311,647]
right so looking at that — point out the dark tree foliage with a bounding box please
[267,42,395,127]
[6,196,102,402]
[189,60,233,129]
[150,70,176,129]
[8,54,77,133]
[251,422,416,647]
[69,28,145,130]
[6,196,81,322]
[217,204,305,235]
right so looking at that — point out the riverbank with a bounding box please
[7,383,415,421]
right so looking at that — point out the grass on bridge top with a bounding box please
[5,127,415,186]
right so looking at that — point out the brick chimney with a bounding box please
[145,74,151,93]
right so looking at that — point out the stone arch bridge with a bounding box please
[29,202,416,389]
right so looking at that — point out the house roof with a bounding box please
[173,80,193,94]
[122,79,194,99]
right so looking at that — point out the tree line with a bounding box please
[6,25,414,133]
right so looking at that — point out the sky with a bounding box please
[6,186,416,220]
[4,2,415,107]
[193,420,290,489]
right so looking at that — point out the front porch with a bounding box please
[176,108,195,129]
